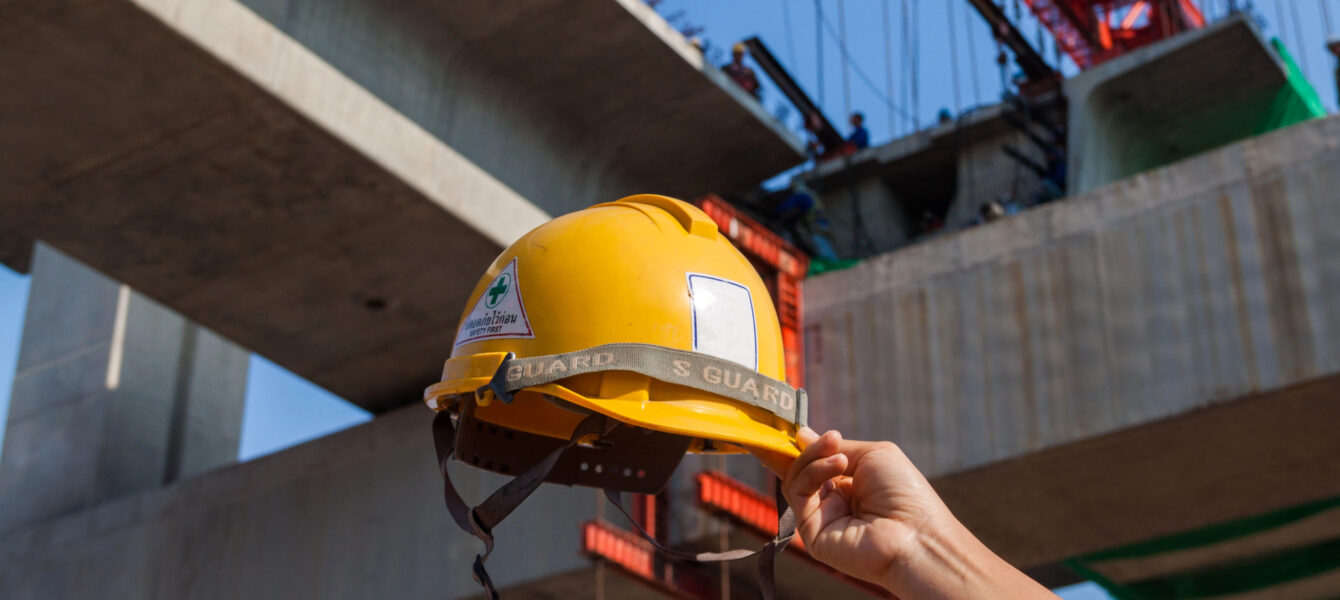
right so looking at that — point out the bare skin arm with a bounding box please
[754,427,1058,600]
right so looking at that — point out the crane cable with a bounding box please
[839,0,853,117]
[780,0,799,71]
[966,3,982,105]
[1287,0,1310,76]
[1321,0,1334,38]
[816,7,918,126]
[1274,0,1290,49]
[816,0,824,110]
[912,0,921,129]
[902,0,914,130]
[948,0,963,112]
[883,0,896,136]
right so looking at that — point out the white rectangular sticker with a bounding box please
[687,273,757,370]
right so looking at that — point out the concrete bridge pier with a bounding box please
[0,243,249,535]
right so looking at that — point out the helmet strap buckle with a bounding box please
[477,352,518,404]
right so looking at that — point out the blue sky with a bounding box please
[1,3,1337,597]
[671,0,1338,149]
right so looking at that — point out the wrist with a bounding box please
[881,510,1041,599]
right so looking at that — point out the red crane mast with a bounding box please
[1023,0,1206,68]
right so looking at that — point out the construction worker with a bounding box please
[723,42,761,98]
[754,428,1058,599]
[848,111,870,149]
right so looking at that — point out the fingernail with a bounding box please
[826,453,845,466]
[797,427,820,445]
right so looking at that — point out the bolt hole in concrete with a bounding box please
[364,297,388,311]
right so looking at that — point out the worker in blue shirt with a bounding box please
[847,111,869,150]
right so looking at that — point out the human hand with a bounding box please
[753,427,1056,599]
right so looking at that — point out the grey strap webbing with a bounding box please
[433,408,796,599]
[481,343,809,428]
[433,410,610,599]
[603,486,795,600]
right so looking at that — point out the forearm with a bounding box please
[882,512,1057,600]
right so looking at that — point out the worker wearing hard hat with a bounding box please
[723,41,761,98]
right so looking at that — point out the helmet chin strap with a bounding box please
[433,406,796,599]
[602,486,796,600]
[433,408,613,599]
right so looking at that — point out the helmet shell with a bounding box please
[428,195,798,458]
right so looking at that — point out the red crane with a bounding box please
[1023,0,1206,68]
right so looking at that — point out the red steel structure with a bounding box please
[695,195,809,388]
[1024,0,1205,68]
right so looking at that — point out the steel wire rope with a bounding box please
[884,0,897,136]
[815,7,919,127]
[780,0,799,69]
[839,0,853,116]
[966,2,983,105]
[948,0,963,112]
[912,0,921,128]
[902,0,914,130]
[1321,0,1335,38]
[1287,0,1311,76]
[816,0,825,110]
[1275,0,1291,48]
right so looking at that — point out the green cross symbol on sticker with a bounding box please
[484,274,511,308]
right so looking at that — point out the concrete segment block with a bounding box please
[0,395,102,535]
[13,245,119,371]
[958,210,1048,271]
[1047,190,1105,239]
[804,115,1340,481]
[6,341,111,422]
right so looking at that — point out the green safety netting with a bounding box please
[807,257,861,276]
[1065,496,1340,599]
[1256,38,1327,133]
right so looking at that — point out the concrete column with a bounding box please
[0,243,249,534]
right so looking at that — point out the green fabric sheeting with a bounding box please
[1256,38,1327,133]
[807,257,861,275]
[1067,496,1340,599]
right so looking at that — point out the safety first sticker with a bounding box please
[454,258,534,349]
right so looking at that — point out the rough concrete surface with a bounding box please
[804,114,1340,567]
[0,403,836,600]
[0,244,249,535]
[1065,15,1287,194]
[0,0,802,414]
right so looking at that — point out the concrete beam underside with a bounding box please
[0,0,803,415]
[803,114,1340,578]
[236,0,805,215]
[1065,16,1288,194]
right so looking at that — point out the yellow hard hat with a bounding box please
[425,195,804,598]
[732,42,747,54]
